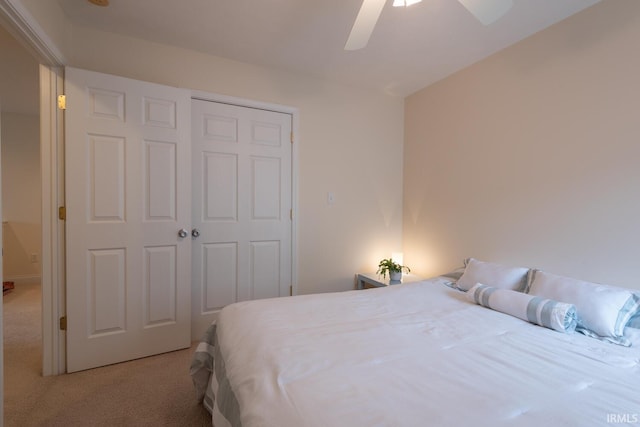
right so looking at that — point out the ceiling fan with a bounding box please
[345,0,514,50]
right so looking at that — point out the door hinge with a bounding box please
[290,285,293,296]
[59,316,67,331]
[57,94,66,110]
[58,206,66,220]
[290,209,293,220]
[290,132,294,144]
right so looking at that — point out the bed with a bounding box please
[191,263,640,427]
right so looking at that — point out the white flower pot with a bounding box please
[389,271,402,281]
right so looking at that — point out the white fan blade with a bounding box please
[457,0,513,25]
[344,0,387,51]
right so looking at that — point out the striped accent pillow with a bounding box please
[468,283,578,333]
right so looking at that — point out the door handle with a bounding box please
[191,228,200,238]
[178,228,188,238]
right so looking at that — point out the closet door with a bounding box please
[191,99,292,338]
[65,67,191,372]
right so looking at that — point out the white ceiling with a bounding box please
[0,0,601,116]
[56,0,599,97]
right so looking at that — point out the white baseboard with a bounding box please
[3,275,41,284]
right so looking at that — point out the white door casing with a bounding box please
[65,67,191,372]
[0,101,4,420]
[191,99,292,338]
[40,64,66,376]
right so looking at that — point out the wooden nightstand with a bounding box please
[356,272,423,290]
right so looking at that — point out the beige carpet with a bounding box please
[3,282,211,426]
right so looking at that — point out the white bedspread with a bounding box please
[215,277,640,427]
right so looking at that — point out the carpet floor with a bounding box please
[3,282,211,426]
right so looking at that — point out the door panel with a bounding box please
[88,248,125,335]
[203,242,238,309]
[65,67,191,372]
[251,240,281,300]
[191,100,292,338]
[204,152,238,220]
[89,135,125,220]
[145,140,177,220]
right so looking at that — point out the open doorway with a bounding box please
[0,21,42,416]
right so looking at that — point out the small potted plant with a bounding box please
[377,258,410,281]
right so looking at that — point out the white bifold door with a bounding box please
[65,67,192,372]
[190,99,292,338]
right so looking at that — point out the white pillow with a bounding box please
[456,258,529,292]
[528,271,638,345]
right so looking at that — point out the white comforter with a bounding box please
[215,277,640,427]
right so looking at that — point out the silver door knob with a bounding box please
[178,228,188,238]
[191,228,200,238]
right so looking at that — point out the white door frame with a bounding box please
[0,98,4,424]
[39,65,66,375]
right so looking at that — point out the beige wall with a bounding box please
[1,112,41,281]
[67,26,404,294]
[403,0,640,290]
